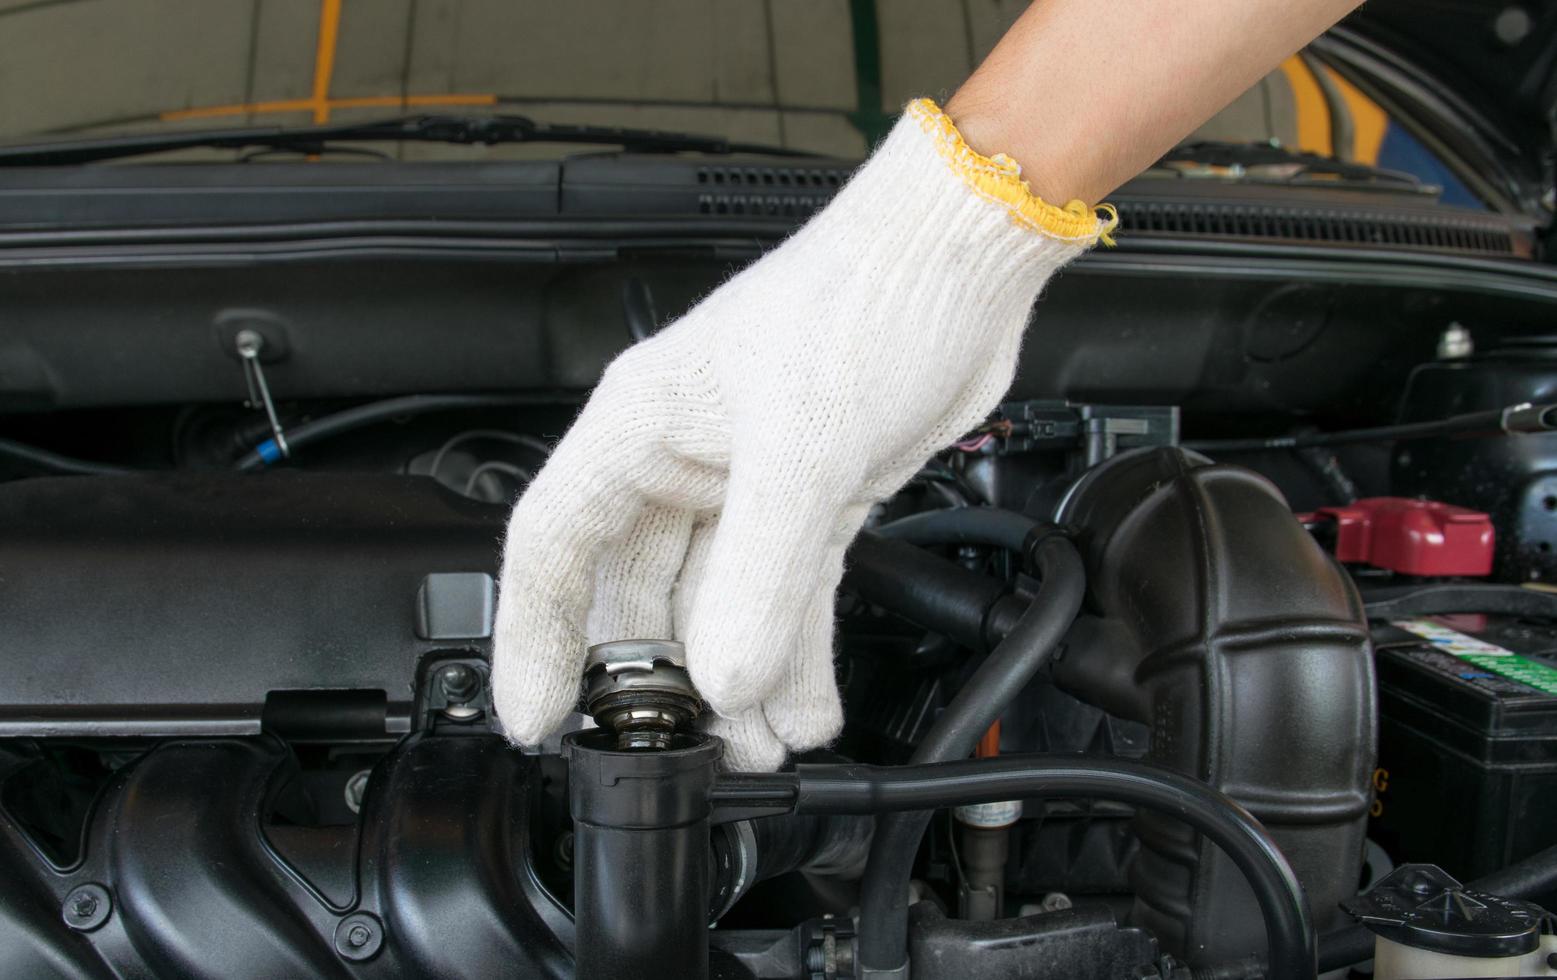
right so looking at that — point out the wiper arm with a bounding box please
[0,113,824,166]
[1156,139,1427,190]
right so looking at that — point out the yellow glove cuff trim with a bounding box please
[906,98,1118,247]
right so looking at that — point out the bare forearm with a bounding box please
[946,0,1362,205]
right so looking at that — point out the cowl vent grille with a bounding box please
[695,165,845,189]
[1113,200,1518,256]
[693,165,845,217]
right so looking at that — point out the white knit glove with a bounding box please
[492,100,1113,770]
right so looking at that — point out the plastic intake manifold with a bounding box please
[1053,447,1376,963]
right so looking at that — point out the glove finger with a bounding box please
[585,503,694,644]
[672,514,719,634]
[491,394,651,746]
[705,709,786,773]
[682,460,848,718]
[763,554,847,751]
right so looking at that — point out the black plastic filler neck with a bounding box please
[565,730,722,980]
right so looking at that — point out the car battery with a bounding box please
[1369,613,1557,894]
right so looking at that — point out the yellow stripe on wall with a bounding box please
[311,0,344,124]
[1279,54,1332,157]
[1324,67,1389,165]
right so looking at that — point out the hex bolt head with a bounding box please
[234,328,265,358]
[438,663,481,703]
[333,912,384,961]
[62,884,112,932]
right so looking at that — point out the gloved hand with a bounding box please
[492,100,1113,770]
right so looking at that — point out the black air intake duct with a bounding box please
[1054,448,1375,963]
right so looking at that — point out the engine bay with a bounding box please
[4,367,1557,978]
[5,168,1557,977]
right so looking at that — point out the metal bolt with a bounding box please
[333,912,384,961]
[438,663,480,703]
[1039,891,1073,912]
[61,884,111,932]
[804,944,826,973]
[234,328,265,359]
[344,769,371,814]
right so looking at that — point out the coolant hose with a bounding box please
[713,754,1316,980]
[855,533,1085,978]
[842,532,1018,652]
[874,507,1038,553]
[1473,841,1557,898]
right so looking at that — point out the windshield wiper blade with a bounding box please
[1156,139,1427,190]
[0,113,824,166]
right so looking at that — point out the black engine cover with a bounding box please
[0,473,507,739]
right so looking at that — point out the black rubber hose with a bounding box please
[1314,925,1374,976]
[765,754,1314,980]
[873,507,1037,553]
[842,532,1013,652]
[748,811,875,881]
[234,392,578,471]
[855,534,1086,977]
[0,436,133,475]
[1474,842,1557,897]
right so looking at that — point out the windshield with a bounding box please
[0,0,1480,205]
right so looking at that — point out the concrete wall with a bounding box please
[0,0,1297,159]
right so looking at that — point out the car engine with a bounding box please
[4,372,1557,979]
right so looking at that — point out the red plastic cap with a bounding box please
[1306,497,1494,577]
